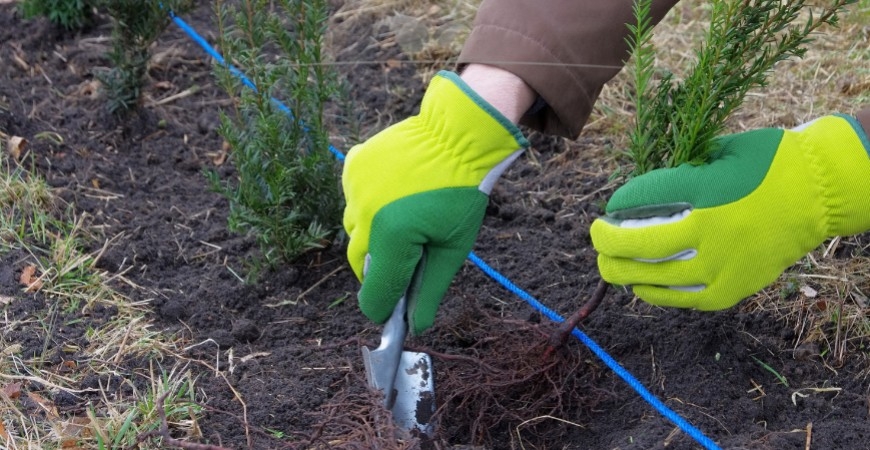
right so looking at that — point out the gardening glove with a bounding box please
[342,70,529,335]
[591,114,870,310]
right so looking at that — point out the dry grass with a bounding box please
[745,235,870,372]
[0,155,204,449]
[590,0,870,143]
[330,0,480,82]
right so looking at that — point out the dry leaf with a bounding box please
[3,382,23,399]
[27,391,59,418]
[799,285,818,298]
[1,343,22,356]
[0,294,13,305]
[60,360,77,372]
[60,416,93,447]
[212,140,230,165]
[0,420,7,442]
[385,59,402,69]
[75,80,101,99]
[20,265,36,285]
[154,80,176,91]
[20,264,43,293]
[7,135,26,160]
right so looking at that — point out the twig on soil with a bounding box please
[146,85,200,107]
[515,415,585,449]
[804,421,813,450]
[133,391,232,450]
[295,264,346,303]
[265,264,346,307]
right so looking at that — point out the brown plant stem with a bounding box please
[544,278,609,357]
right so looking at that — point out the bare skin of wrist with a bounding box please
[460,64,536,124]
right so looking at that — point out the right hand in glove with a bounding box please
[342,70,529,335]
[591,114,870,310]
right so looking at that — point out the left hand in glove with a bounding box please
[342,71,528,334]
[591,114,870,310]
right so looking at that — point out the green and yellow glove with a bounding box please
[591,114,870,310]
[342,71,528,334]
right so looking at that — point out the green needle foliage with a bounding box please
[628,0,857,175]
[98,0,193,114]
[20,0,97,30]
[207,0,343,270]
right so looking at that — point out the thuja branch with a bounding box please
[628,0,856,174]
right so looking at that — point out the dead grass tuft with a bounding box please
[747,234,870,372]
[0,155,206,449]
[330,0,479,83]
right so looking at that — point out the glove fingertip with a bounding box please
[408,283,445,335]
[358,288,400,324]
[410,310,436,336]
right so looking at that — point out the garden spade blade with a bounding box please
[361,296,436,437]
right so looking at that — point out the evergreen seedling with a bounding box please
[208,0,343,270]
[628,0,856,174]
[98,0,194,114]
[20,0,97,30]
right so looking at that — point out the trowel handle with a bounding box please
[382,249,425,345]
[379,295,409,352]
[363,296,409,407]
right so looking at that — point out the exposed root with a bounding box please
[422,304,609,447]
[300,370,424,450]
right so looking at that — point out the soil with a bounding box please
[2,2,869,450]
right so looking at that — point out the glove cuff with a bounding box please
[418,71,529,193]
[800,114,870,237]
[421,70,530,151]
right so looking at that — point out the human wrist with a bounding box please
[856,108,870,141]
[459,64,536,124]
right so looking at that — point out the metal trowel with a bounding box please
[362,295,436,437]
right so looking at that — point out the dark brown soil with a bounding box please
[2,3,869,450]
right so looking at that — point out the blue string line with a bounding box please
[167,11,719,450]
[468,253,721,449]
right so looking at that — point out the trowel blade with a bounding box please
[390,351,436,437]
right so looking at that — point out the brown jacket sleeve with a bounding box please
[458,0,870,141]
[458,0,679,138]
[857,109,870,140]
